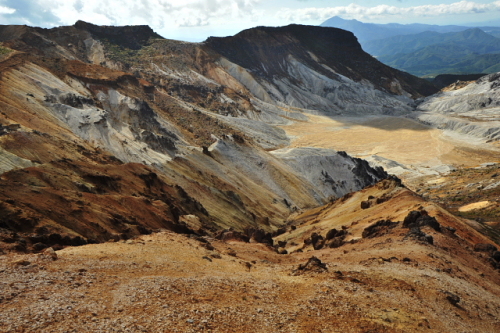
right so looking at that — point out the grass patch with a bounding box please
[99,37,163,66]
[0,45,13,56]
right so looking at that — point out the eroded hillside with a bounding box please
[1,21,433,250]
[0,21,499,332]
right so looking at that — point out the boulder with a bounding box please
[44,247,58,260]
[325,228,339,240]
[310,233,325,250]
[403,211,441,231]
[296,256,328,273]
[313,239,325,250]
[362,220,399,238]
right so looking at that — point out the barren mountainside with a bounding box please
[0,21,418,248]
[0,21,499,333]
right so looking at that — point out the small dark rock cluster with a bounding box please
[360,194,390,210]
[0,228,92,253]
[215,227,274,247]
[474,243,497,253]
[403,210,441,245]
[189,234,216,251]
[405,228,435,245]
[474,243,500,269]
[215,230,249,243]
[304,227,349,250]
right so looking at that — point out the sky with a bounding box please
[1,1,500,42]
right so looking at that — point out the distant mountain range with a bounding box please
[321,17,500,77]
[364,28,500,56]
[320,16,500,43]
[374,28,500,77]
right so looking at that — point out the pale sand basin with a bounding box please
[459,201,494,212]
[281,114,500,169]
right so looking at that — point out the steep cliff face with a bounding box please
[204,25,438,115]
[206,25,437,97]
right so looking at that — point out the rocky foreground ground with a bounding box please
[2,180,500,333]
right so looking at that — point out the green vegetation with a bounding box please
[366,28,500,57]
[99,37,162,65]
[381,52,500,78]
[370,28,500,77]
[0,45,12,56]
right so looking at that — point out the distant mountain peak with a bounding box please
[459,27,490,39]
[323,16,360,24]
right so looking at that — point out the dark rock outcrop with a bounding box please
[295,256,328,273]
[327,237,345,248]
[362,220,399,238]
[32,242,48,251]
[403,210,441,232]
[245,228,273,246]
[325,228,341,240]
[311,232,325,250]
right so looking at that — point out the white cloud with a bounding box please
[3,1,498,41]
[0,5,15,14]
[277,1,500,23]
[0,0,261,28]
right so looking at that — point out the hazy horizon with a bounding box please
[1,1,500,42]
